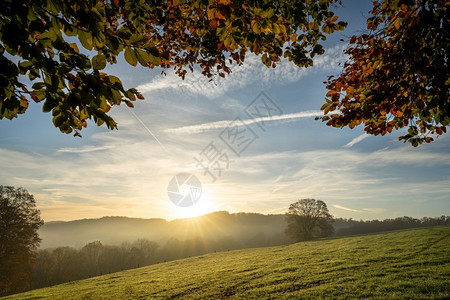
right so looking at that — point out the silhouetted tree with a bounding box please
[0,186,43,296]
[131,239,159,266]
[80,241,103,276]
[285,199,333,242]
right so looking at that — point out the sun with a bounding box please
[171,192,218,220]
[172,199,214,219]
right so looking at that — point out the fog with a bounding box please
[38,211,289,249]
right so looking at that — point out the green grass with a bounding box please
[4,226,450,299]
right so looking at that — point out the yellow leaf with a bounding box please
[207,8,215,20]
[217,0,231,4]
[326,90,337,97]
[347,86,354,94]
[69,43,79,53]
[394,18,401,29]
[20,99,29,108]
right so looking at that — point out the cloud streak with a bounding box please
[343,134,369,148]
[333,204,362,212]
[164,110,323,134]
[57,145,115,153]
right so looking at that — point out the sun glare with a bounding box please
[171,193,218,220]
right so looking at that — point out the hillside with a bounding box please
[5,226,450,299]
[39,212,288,249]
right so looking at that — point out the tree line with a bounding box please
[284,199,450,242]
[334,216,450,236]
[33,233,285,290]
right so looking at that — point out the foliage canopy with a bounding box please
[318,0,449,146]
[0,0,345,136]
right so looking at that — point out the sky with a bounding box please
[1,0,449,222]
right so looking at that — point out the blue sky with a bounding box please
[1,0,449,221]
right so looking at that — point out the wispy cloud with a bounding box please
[136,44,347,98]
[333,204,362,212]
[333,205,386,214]
[57,145,115,153]
[362,208,386,213]
[2,132,450,221]
[164,110,323,134]
[343,133,369,148]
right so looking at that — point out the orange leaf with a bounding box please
[326,90,337,97]
[215,9,226,20]
[20,99,29,108]
[207,8,216,20]
[210,19,219,29]
[31,94,40,103]
[394,18,401,29]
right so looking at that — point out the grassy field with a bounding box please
[4,226,450,299]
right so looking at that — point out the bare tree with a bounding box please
[285,199,333,242]
[0,186,43,296]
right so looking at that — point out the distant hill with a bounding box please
[10,226,450,299]
[39,211,289,249]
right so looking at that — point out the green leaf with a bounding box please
[116,27,132,40]
[32,82,46,89]
[124,90,136,100]
[32,89,46,101]
[40,30,57,42]
[42,97,56,113]
[148,54,161,66]
[79,30,93,50]
[111,89,122,104]
[144,44,160,57]
[108,75,122,85]
[57,63,72,74]
[134,49,150,67]
[19,61,33,69]
[92,54,106,70]
[124,47,137,66]
[53,114,66,127]
[106,35,121,53]
[62,22,78,36]
[129,33,147,45]
[80,108,89,120]
[0,75,10,88]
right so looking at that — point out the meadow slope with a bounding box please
[4,226,450,299]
